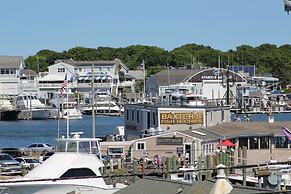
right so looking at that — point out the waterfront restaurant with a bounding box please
[198,121,291,164]
[101,121,291,166]
[124,103,230,134]
[100,130,219,164]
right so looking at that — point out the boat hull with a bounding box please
[0,110,20,121]
[18,109,49,120]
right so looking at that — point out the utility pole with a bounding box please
[226,68,230,106]
[142,60,146,100]
[91,64,96,138]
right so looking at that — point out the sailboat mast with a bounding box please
[92,64,96,138]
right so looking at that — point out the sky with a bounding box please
[0,0,290,57]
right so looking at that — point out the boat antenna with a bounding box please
[92,64,96,138]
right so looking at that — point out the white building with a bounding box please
[38,58,134,99]
[0,56,25,96]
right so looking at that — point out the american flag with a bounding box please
[60,74,68,96]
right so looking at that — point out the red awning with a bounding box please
[218,139,235,147]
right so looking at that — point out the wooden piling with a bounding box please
[198,156,202,182]
[132,160,138,183]
[162,156,166,179]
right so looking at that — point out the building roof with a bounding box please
[128,70,143,80]
[115,177,274,194]
[0,56,23,68]
[20,69,38,77]
[179,128,220,141]
[147,69,200,87]
[197,121,291,139]
[55,58,128,70]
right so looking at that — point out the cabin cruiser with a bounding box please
[49,96,83,120]
[82,100,122,116]
[0,98,19,120]
[60,101,83,120]
[16,95,49,120]
[0,133,125,194]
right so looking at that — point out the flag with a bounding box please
[138,61,145,71]
[60,74,68,96]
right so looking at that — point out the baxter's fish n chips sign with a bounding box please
[160,112,203,125]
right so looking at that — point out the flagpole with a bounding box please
[57,94,60,138]
[66,76,69,138]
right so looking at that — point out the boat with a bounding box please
[60,101,83,120]
[0,133,125,194]
[0,153,125,194]
[49,95,83,120]
[16,95,49,120]
[0,98,19,120]
[82,100,122,116]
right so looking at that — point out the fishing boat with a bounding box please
[0,133,125,194]
[82,100,122,116]
[16,95,49,120]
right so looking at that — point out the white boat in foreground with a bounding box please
[0,153,124,194]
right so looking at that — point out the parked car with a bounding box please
[1,147,24,158]
[28,143,54,152]
[0,153,22,175]
[14,157,40,170]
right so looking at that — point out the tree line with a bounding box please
[25,43,291,86]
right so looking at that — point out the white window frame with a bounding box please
[136,142,146,150]
[58,67,65,73]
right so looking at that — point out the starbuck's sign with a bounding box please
[160,112,203,125]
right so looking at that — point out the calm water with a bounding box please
[0,115,124,148]
[0,113,291,149]
[230,112,291,122]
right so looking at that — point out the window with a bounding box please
[249,137,258,149]
[275,137,288,148]
[136,142,146,150]
[137,110,140,123]
[58,68,65,72]
[108,147,124,155]
[239,137,248,149]
[131,109,134,121]
[60,168,96,178]
[221,110,225,121]
[260,137,269,149]
[126,109,129,120]
[153,112,156,125]
[79,142,90,153]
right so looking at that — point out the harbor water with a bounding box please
[0,115,124,148]
[0,113,291,149]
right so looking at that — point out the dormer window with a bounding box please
[58,68,65,73]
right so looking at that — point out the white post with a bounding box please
[66,84,69,138]
[92,64,96,138]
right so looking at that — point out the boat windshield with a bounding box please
[56,139,101,156]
